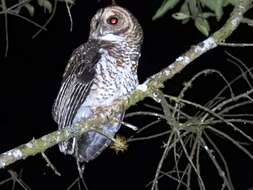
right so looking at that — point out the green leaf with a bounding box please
[189,0,199,17]
[200,12,215,19]
[180,1,190,15]
[153,0,180,20]
[58,0,75,3]
[181,19,190,24]
[179,2,190,24]
[223,0,230,6]
[172,12,190,20]
[200,0,224,20]
[226,0,239,5]
[24,3,35,16]
[194,17,210,36]
[37,0,52,13]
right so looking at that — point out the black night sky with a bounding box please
[0,0,253,190]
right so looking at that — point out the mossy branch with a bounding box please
[0,0,252,169]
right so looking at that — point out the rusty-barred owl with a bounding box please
[52,6,143,162]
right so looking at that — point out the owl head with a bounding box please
[89,6,143,45]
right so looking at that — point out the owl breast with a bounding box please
[73,48,138,124]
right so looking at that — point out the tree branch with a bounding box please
[0,0,252,169]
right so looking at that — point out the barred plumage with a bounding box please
[52,6,143,162]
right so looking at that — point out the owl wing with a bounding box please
[52,40,101,131]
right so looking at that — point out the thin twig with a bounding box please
[41,152,61,176]
[32,0,58,38]
[1,0,9,56]
[66,1,73,32]
[219,42,253,47]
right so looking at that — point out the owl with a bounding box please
[52,6,143,162]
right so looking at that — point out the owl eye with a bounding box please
[107,16,119,25]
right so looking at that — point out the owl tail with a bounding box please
[77,122,121,162]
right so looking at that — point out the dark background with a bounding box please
[0,0,253,189]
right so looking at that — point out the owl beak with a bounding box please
[89,22,124,42]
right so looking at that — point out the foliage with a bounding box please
[0,0,74,56]
[153,0,239,36]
